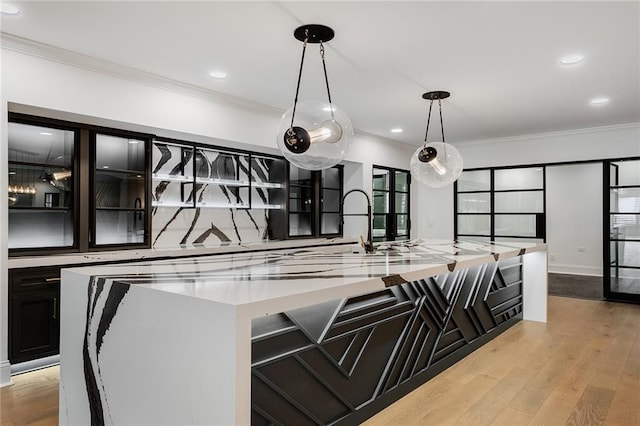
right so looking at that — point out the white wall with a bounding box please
[0,44,416,380]
[546,163,603,276]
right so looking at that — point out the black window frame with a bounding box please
[373,165,411,242]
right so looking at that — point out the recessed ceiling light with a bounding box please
[39,132,53,136]
[209,71,227,79]
[391,128,403,133]
[560,54,584,66]
[0,3,21,15]
[128,140,139,144]
[322,106,336,112]
[589,97,610,106]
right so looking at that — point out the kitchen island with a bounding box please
[59,239,547,425]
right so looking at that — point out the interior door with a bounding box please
[605,159,640,303]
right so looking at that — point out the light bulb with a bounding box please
[277,101,353,170]
[53,170,72,181]
[410,142,463,188]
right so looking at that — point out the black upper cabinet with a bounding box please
[8,113,152,255]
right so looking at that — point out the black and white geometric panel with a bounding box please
[152,143,275,248]
[251,256,523,425]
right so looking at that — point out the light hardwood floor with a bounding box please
[2,296,639,425]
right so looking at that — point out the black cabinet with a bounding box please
[9,267,61,363]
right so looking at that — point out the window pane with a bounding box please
[494,191,544,213]
[95,171,145,209]
[95,210,145,245]
[612,159,640,186]
[611,214,640,239]
[322,189,340,212]
[395,171,409,192]
[611,241,640,269]
[395,193,409,214]
[373,191,389,214]
[373,214,387,239]
[321,213,340,234]
[8,122,74,166]
[494,168,543,190]
[458,170,490,191]
[8,210,74,249]
[373,168,390,191]
[457,193,491,213]
[96,134,145,172]
[611,188,640,213]
[322,168,340,189]
[290,166,312,184]
[289,213,312,236]
[290,186,312,212]
[8,164,73,208]
[495,214,537,237]
[457,214,491,235]
[396,214,409,236]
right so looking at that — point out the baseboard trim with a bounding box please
[0,360,13,387]
[10,355,60,375]
[548,265,603,277]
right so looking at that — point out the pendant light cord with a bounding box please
[319,42,335,119]
[423,99,434,144]
[438,98,445,142]
[289,35,308,132]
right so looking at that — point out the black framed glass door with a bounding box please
[605,158,640,303]
[372,166,410,242]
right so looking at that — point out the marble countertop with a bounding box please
[7,237,358,269]
[63,239,546,316]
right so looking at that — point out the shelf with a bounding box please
[195,178,250,187]
[196,202,250,209]
[152,201,194,208]
[96,167,144,175]
[152,174,193,182]
[251,181,284,189]
[252,204,283,210]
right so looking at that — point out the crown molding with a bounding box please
[0,32,284,117]
[454,122,640,147]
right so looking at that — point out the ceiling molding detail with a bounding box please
[0,32,283,117]
[454,122,640,148]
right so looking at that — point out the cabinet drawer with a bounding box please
[10,266,62,293]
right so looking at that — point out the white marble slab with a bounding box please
[59,239,547,426]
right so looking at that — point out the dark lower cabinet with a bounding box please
[9,267,61,364]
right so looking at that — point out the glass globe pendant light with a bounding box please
[410,91,463,187]
[277,24,354,170]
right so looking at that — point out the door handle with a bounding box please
[45,277,61,283]
[53,298,58,320]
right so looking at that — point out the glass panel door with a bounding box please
[372,166,410,242]
[605,159,640,302]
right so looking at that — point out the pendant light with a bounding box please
[276,24,354,170]
[410,91,463,187]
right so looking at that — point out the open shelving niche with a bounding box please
[151,140,286,211]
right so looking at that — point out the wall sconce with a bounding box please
[410,91,463,187]
[277,24,354,170]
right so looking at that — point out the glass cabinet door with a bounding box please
[93,133,148,246]
[8,122,76,250]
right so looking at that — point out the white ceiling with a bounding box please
[1,1,639,146]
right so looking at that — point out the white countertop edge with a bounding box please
[7,237,359,269]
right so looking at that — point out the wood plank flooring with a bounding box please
[2,296,639,425]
